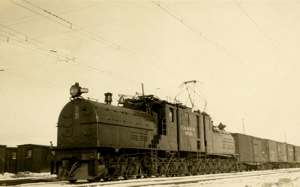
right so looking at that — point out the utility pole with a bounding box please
[141,83,145,97]
[243,119,245,134]
[285,132,287,143]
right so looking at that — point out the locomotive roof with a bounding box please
[122,94,193,110]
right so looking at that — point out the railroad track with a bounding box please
[8,168,300,187]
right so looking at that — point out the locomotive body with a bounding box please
[54,83,236,182]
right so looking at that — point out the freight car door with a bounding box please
[253,138,262,162]
[0,146,5,174]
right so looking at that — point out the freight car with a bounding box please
[232,133,300,170]
[54,83,236,182]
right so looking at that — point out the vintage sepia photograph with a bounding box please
[1,0,300,186]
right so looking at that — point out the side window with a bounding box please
[184,112,189,126]
[197,141,200,150]
[74,105,79,119]
[27,149,32,159]
[169,108,174,122]
[196,115,200,138]
[12,152,17,159]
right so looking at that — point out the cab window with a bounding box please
[169,108,174,122]
[184,112,189,125]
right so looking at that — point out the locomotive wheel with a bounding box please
[166,158,177,177]
[200,161,206,174]
[219,160,225,173]
[221,159,230,173]
[178,158,186,176]
[141,155,152,177]
[124,157,140,179]
[189,159,198,175]
[206,158,213,174]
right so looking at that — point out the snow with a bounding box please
[174,172,300,187]
[0,171,300,186]
[0,172,56,181]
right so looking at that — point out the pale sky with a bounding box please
[0,0,300,147]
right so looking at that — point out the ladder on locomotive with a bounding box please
[162,118,167,135]
[151,149,158,176]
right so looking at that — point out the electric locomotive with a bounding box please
[54,83,236,182]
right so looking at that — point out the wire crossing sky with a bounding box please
[0,0,300,147]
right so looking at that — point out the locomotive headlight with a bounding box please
[70,82,88,98]
[70,82,81,97]
[70,85,79,97]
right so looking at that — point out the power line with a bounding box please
[14,0,182,77]
[235,1,300,74]
[0,26,159,89]
[0,35,140,86]
[151,1,237,60]
[1,0,96,24]
[151,1,266,80]
[0,33,57,59]
[7,0,72,28]
[0,24,139,83]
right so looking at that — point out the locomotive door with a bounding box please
[73,105,81,138]
[72,103,82,146]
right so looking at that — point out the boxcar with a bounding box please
[231,133,265,170]
[260,139,269,163]
[286,144,294,162]
[17,144,52,173]
[232,133,254,162]
[294,145,300,167]
[277,142,287,162]
[286,144,294,167]
[266,139,278,162]
[5,147,18,173]
[277,142,287,168]
[265,139,279,168]
[0,145,6,175]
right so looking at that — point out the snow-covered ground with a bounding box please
[0,172,56,181]
[0,171,300,186]
[176,171,300,187]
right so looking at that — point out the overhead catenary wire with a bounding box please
[0,0,99,24]
[151,1,241,62]
[0,25,170,93]
[0,34,141,86]
[0,23,143,85]
[7,0,72,28]
[0,1,185,95]
[235,1,300,74]
[12,0,182,78]
[151,1,268,81]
